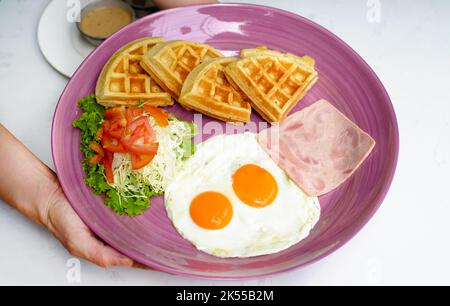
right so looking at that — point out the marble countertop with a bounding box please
[1,0,449,285]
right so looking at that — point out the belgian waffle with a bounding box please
[96,37,173,107]
[140,40,223,99]
[180,58,252,124]
[225,54,318,124]
[240,46,316,68]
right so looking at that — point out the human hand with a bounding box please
[41,180,134,268]
[39,0,218,268]
[0,0,221,270]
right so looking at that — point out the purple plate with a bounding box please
[52,4,399,279]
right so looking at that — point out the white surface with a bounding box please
[0,0,449,285]
[38,0,95,77]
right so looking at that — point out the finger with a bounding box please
[100,244,135,268]
[132,261,154,270]
[47,198,134,268]
[67,227,134,268]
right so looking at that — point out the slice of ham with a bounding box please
[258,99,376,196]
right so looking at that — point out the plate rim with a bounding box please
[51,3,400,280]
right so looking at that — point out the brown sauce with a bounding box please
[80,6,132,38]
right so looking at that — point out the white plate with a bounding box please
[38,0,95,78]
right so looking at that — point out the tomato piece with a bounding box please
[143,118,155,138]
[111,117,127,129]
[118,115,159,155]
[122,126,146,150]
[89,141,104,157]
[102,117,127,139]
[89,154,103,167]
[105,106,126,120]
[96,128,103,141]
[131,107,144,117]
[102,120,111,131]
[122,117,155,141]
[102,136,127,153]
[143,105,169,127]
[126,116,149,131]
[112,118,127,128]
[103,151,114,184]
[122,122,140,143]
[106,128,124,139]
[125,108,144,123]
[123,141,159,156]
[125,109,133,124]
[107,125,124,139]
[131,153,156,170]
[144,126,156,146]
[135,116,156,142]
[130,125,146,141]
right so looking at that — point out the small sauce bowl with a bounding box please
[77,0,136,46]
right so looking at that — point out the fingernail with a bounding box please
[115,257,133,267]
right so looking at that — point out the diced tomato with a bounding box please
[102,116,127,139]
[103,151,114,184]
[128,125,146,143]
[143,105,169,127]
[129,107,144,118]
[89,154,103,167]
[123,141,159,156]
[112,118,127,129]
[96,128,104,141]
[138,117,156,142]
[104,106,126,120]
[102,120,111,132]
[142,118,155,138]
[123,117,155,140]
[106,128,124,139]
[126,116,149,131]
[89,141,104,157]
[132,108,144,117]
[131,153,156,170]
[102,135,127,153]
[107,125,125,139]
[121,116,158,155]
[125,109,133,124]
[99,107,162,174]
[125,108,144,123]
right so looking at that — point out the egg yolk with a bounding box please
[190,192,233,230]
[232,164,278,207]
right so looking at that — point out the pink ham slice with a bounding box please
[258,99,376,196]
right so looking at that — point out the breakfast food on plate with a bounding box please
[240,46,316,68]
[140,40,223,99]
[73,95,196,216]
[96,37,173,107]
[258,99,376,196]
[74,38,377,259]
[225,51,318,124]
[164,133,320,258]
[179,58,252,124]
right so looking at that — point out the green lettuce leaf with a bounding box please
[72,95,150,217]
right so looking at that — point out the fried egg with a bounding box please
[164,133,320,258]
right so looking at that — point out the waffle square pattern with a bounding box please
[225,53,318,124]
[180,58,251,124]
[140,40,223,99]
[96,38,173,107]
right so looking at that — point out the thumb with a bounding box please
[46,196,134,268]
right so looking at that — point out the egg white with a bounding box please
[164,132,320,258]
